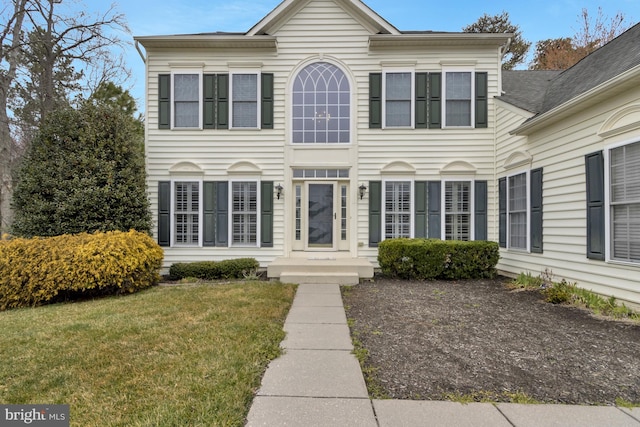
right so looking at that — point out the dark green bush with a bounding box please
[168,258,260,281]
[543,279,575,304]
[378,238,499,280]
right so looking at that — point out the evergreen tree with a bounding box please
[11,101,151,237]
[463,11,531,70]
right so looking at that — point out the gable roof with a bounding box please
[505,21,640,133]
[248,0,400,36]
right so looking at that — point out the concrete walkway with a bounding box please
[246,283,640,427]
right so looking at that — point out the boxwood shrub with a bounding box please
[168,258,260,281]
[378,238,499,280]
[0,230,164,310]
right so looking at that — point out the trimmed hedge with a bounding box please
[0,230,164,310]
[378,238,499,280]
[168,258,260,281]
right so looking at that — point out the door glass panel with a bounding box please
[308,184,333,247]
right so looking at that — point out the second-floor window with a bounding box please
[384,72,412,127]
[231,73,259,128]
[173,73,201,128]
[444,71,472,127]
[292,62,350,143]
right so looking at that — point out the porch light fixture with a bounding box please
[275,183,283,200]
[359,184,367,200]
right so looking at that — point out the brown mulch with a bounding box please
[342,277,640,405]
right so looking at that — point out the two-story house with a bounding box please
[135,0,640,304]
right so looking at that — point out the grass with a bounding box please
[510,271,640,322]
[0,281,296,427]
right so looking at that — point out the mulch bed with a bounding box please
[342,277,640,405]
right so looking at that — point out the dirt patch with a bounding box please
[342,277,640,405]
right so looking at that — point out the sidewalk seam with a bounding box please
[617,406,640,424]
[493,403,517,427]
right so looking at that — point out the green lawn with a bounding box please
[0,282,296,426]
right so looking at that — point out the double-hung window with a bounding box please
[232,181,258,246]
[507,172,528,250]
[231,73,259,128]
[444,181,471,240]
[384,72,412,128]
[609,141,640,263]
[384,181,412,239]
[444,71,472,127]
[174,181,200,245]
[172,72,201,128]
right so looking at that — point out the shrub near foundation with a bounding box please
[168,258,260,281]
[378,238,499,280]
[0,230,164,310]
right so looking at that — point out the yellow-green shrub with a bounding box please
[0,230,164,310]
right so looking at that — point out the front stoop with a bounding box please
[267,257,374,285]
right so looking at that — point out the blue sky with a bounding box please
[84,0,640,112]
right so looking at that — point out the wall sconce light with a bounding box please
[275,183,283,200]
[358,184,367,200]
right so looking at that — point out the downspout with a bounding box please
[494,37,511,245]
[135,40,146,63]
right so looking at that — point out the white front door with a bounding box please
[293,181,349,252]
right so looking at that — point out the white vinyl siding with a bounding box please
[384,181,412,239]
[231,73,259,128]
[444,71,472,127]
[232,181,258,246]
[444,181,471,241]
[174,181,200,245]
[609,141,640,263]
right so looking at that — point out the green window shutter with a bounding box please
[428,73,441,129]
[530,168,543,253]
[585,152,605,260]
[215,181,228,247]
[415,73,428,129]
[261,181,274,247]
[216,74,229,130]
[498,177,507,248]
[261,73,274,129]
[474,180,488,241]
[158,74,171,129]
[369,73,382,129]
[369,181,382,247]
[203,182,216,246]
[414,181,428,237]
[157,181,171,246]
[427,181,441,238]
[203,74,216,129]
[475,72,488,128]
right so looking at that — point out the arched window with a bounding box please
[292,62,350,143]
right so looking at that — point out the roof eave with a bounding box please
[512,64,640,136]
[133,35,278,50]
[369,33,512,49]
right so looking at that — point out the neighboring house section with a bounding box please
[135,0,640,304]
[496,23,640,304]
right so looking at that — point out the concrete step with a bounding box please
[268,257,373,285]
[279,272,360,285]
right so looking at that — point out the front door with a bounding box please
[292,181,349,252]
[308,183,334,248]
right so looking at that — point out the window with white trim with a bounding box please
[444,71,472,127]
[444,181,471,240]
[173,73,201,128]
[384,72,412,127]
[384,181,412,239]
[292,62,350,143]
[232,181,258,246]
[174,181,200,245]
[609,141,640,262]
[231,73,259,128]
[508,172,528,249]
